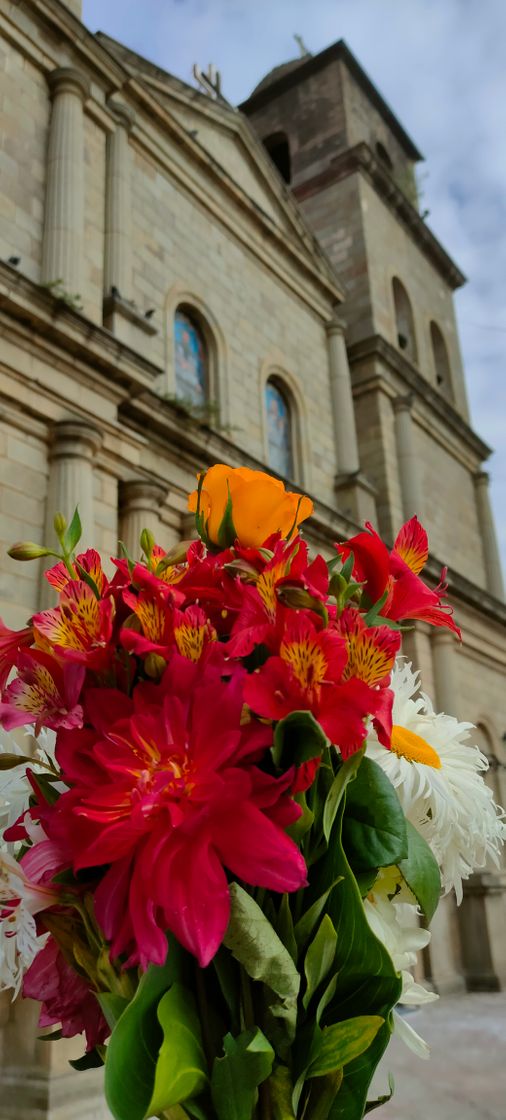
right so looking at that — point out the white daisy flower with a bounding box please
[367,660,506,903]
[364,884,437,1059]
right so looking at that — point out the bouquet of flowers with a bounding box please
[1,464,504,1120]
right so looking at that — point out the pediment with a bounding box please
[97,33,341,292]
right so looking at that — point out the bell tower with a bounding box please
[241,42,504,602]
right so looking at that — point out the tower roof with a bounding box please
[241,39,423,162]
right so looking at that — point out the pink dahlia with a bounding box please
[45,658,307,968]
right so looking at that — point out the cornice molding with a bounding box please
[293,142,465,291]
[347,332,490,461]
[0,263,161,394]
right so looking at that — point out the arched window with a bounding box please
[430,321,454,400]
[265,379,295,478]
[392,277,418,363]
[174,308,208,407]
[262,132,291,184]
[474,724,502,806]
[376,141,393,172]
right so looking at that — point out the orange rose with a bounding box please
[188,464,313,549]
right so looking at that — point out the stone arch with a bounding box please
[392,276,418,364]
[259,353,311,488]
[430,320,454,401]
[164,283,229,425]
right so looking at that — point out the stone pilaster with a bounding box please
[327,315,377,523]
[473,470,505,601]
[431,628,460,716]
[41,420,102,606]
[119,478,168,557]
[41,68,90,294]
[393,394,423,520]
[327,315,360,476]
[104,98,135,300]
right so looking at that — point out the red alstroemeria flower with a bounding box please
[0,618,33,689]
[120,585,178,660]
[45,549,109,596]
[0,649,84,734]
[338,609,401,688]
[228,537,328,657]
[337,516,461,637]
[173,605,217,662]
[244,616,391,759]
[44,658,306,968]
[32,581,115,668]
[23,937,109,1052]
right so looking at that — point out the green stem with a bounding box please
[240,965,255,1031]
[194,961,214,1072]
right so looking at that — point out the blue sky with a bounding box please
[83,0,506,572]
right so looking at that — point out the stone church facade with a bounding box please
[0,1,505,1115]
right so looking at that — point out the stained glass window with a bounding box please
[265,380,294,478]
[174,310,207,407]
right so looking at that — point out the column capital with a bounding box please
[49,419,102,462]
[431,627,458,649]
[107,96,136,132]
[47,67,90,103]
[393,392,415,414]
[473,468,490,487]
[119,478,168,515]
[326,313,347,337]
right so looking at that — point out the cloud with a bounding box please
[83,0,506,570]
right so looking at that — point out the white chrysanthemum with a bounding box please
[364,884,438,1059]
[0,850,52,997]
[0,726,56,834]
[367,660,506,903]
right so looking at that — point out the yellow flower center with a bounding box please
[390,725,442,768]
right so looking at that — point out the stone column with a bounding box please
[40,421,102,607]
[326,315,360,476]
[327,315,377,523]
[104,98,135,300]
[41,68,90,294]
[431,629,460,716]
[394,394,423,520]
[119,479,168,557]
[473,470,505,601]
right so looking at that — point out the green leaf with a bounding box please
[148,984,208,1116]
[355,869,379,898]
[276,894,298,964]
[307,1016,384,1078]
[342,757,408,870]
[210,1028,274,1120]
[302,1071,343,1120]
[63,507,82,554]
[97,993,130,1031]
[303,916,337,1011]
[323,749,364,843]
[0,753,34,770]
[223,884,300,1048]
[266,1066,296,1119]
[303,799,402,1120]
[315,972,339,1027]
[104,949,181,1120]
[286,791,314,843]
[216,483,237,548]
[69,1048,104,1071]
[294,879,343,954]
[272,710,328,771]
[398,820,441,922]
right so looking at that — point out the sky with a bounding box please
[83,0,506,573]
